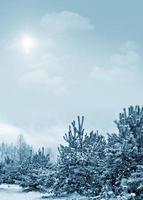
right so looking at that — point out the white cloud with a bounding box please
[4,11,94,94]
[0,123,25,144]
[20,68,67,94]
[119,40,138,53]
[41,11,94,34]
[21,69,49,85]
[110,50,140,69]
[110,41,141,69]
[27,123,67,157]
[91,66,122,83]
[0,122,66,157]
[90,41,142,84]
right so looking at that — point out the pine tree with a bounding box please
[53,116,106,197]
[20,147,52,192]
[120,165,143,199]
[103,106,143,195]
[115,106,143,165]
[83,131,106,196]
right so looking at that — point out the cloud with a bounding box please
[27,123,67,157]
[19,11,94,93]
[90,66,140,87]
[41,11,94,34]
[91,41,142,82]
[19,49,69,94]
[19,36,69,94]
[0,121,66,157]
[89,40,143,99]
[110,51,140,68]
[20,68,67,94]
[0,122,25,144]
[110,41,141,69]
[4,11,94,94]
[119,41,138,53]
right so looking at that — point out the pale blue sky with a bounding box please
[0,0,143,151]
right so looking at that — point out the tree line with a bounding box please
[0,106,143,199]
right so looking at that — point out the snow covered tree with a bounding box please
[20,147,53,192]
[53,116,106,197]
[96,183,117,200]
[2,159,18,184]
[120,165,143,199]
[17,135,33,164]
[83,131,106,196]
[0,135,33,184]
[103,106,143,196]
[115,106,143,165]
[0,162,4,184]
[53,116,86,196]
[103,132,137,194]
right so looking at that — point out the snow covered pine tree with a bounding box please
[53,116,106,197]
[20,147,53,192]
[102,106,143,198]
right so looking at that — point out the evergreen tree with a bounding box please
[53,116,106,197]
[83,131,106,196]
[20,147,53,192]
[121,165,143,199]
[103,106,143,195]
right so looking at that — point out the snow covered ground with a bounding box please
[0,184,42,200]
[0,184,89,200]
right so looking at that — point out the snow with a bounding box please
[0,184,88,200]
[0,184,42,200]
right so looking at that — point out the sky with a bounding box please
[0,0,143,152]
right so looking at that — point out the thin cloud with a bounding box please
[5,11,94,94]
[110,41,141,69]
[0,122,25,144]
[91,41,142,83]
[41,11,94,34]
[20,68,67,94]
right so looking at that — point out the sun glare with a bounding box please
[19,34,37,54]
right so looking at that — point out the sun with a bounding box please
[18,34,37,54]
